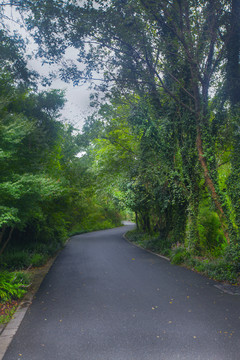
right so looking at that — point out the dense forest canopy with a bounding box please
[0,0,240,286]
[0,9,123,277]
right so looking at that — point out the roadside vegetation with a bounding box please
[0,24,123,322]
[0,0,240,323]
[126,229,240,284]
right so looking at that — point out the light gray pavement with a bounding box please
[2,225,240,360]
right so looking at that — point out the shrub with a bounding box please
[224,243,240,272]
[31,253,46,267]
[171,246,189,265]
[197,207,226,255]
[1,251,31,271]
[70,218,119,236]
[0,237,64,271]
[126,229,172,256]
[0,271,30,302]
[203,261,238,283]
[188,257,238,283]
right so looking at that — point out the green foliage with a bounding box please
[223,243,240,271]
[1,0,240,286]
[31,241,63,258]
[193,259,238,284]
[0,234,66,271]
[1,251,31,271]
[127,230,239,283]
[0,32,122,262]
[197,206,226,255]
[70,220,118,236]
[126,229,172,257]
[30,253,47,267]
[0,271,30,302]
[0,304,18,325]
[171,246,189,265]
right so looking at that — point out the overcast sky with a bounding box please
[34,70,93,130]
[4,5,95,130]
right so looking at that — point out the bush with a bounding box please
[1,251,31,271]
[203,260,238,283]
[126,229,240,284]
[26,237,65,257]
[30,253,46,267]
[186,257,238,283]
[126,229,172,256]
[0,237,64,271]
[171,246,189,265]
[70,218,119,236]
[197,207,226,255]
[0,271,30,302]
[224,243,240,271]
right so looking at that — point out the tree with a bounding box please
[6,0,240,248]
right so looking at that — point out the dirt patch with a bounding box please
[21,257,56,305]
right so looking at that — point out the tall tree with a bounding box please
[9,0,240,243]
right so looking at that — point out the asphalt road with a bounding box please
[3,226,240,360]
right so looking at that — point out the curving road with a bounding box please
[3,225,240,360]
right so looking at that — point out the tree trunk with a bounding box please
[186,197,199,251]
[196,126,230,243]
[0,225,6,246]
[0,227,14,256]
[135,212,139,229]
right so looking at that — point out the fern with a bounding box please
[0,271,30,302]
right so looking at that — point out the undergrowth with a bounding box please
[0,302,18,324]
[69,219,122,237]
[0,242,63,271]
[126,229,172,257]
[0,271,31,302]
[126,229,240,284]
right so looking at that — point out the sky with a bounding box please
[3,5,95,130]
[32,67,94,130]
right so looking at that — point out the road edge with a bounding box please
[0,255,58,360]
[123,232,240,296]
[122,232,170,262]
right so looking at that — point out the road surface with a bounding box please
[3,226,240,360]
